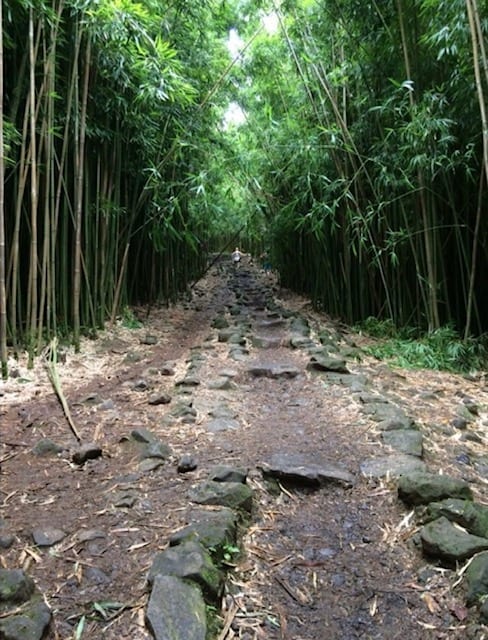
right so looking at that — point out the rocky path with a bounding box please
[1,258,488,639]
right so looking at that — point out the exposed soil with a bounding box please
[1,258,488,640]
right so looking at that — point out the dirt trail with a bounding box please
[1,258,488,639]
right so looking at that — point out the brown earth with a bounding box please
[1,258,488,640]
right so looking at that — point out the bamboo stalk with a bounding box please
[0,0,7,378]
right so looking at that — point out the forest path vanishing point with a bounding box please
[1,257,488,640]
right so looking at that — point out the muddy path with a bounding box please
[1,258,488,639]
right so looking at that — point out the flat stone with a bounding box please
[421,516,488,564]
[131,428,158,443]
[421,499,488,538]
[465,551,488,605]
[382,429,423,457]
[206,418,240,433]
[251,335,282,349]
[208,466,248,484]
[146,575,206,640]
[307,355,349,374]
[0,599,51,640]
[169,508,237,553]
[246,363,300,379]
[0,569,35,603]
[139,458,165,472]
[32,527,66,547]
[147,539,223,600]
[188,480,253,512]
[398,471,473,505]
[141,441,172,460]
[260,453,355,487]
[177,454,198,473]
[207,377,237,391]
[31,438,64,456]
[360,454,426,478]
[72,443,102,465]
[376,415,415,430]
[148,392,172,406]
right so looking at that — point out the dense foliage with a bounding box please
[1,0,487,376]
[216,0,488,341]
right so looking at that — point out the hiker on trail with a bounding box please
[232,247,243,268]
[261,250,272,275]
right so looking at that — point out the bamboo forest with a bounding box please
[1,0,488,377]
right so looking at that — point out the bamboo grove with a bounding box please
[0,0,233,375]
[2,0,488,378]
[219,0,488,340]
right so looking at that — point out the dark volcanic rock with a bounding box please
[260,453,354,487]
[420,516,488,564]
[188,481,253,513]
[147,539,223,600]
[146,575,206,640]
[72,443,102,465]
[398,471,473,505]
[169,508,237,553]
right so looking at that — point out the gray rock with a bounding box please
[260,453,354,487]
[376,415,415,431]
[0,569,35,603]
[289,317,309,336]
[177,454,198,473]
[360,454,426,478]
[398,471,473,505]
[72,443,102,465]
[175,376,200,388]
[146,575,206,640]
[32,527,66,547]
[420,498,488,538]
[139,458,165,473]
[141,441,172,460]
[358,393,390,404]
[207,377,236,391]
[217,329,245,344]
[133,379,150,391]
[0,599,51,640]
[170,402,197,420]
[382,429,423,457]
[465,551,488,605]
[140,334,158,345]
[131,428,158,443]
[31,438,64,456]
[169,508,237,553]
[209,466,248,484]
[307,355,349,374]
[421,516,488,564]
[246,364,300,379]
[148,392,172,406]
[160,362,176,376]
[188,481,253,513]
[147,539,223,600]
[362,402,410,424]
[212,316,229,329]
[208,404,237,419]
[289,336,315,349]
[206,418,240,433]
[250,335,282,349]
[113,491,137,508]
[0,532,14,549]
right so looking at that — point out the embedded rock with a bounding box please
[146,575,206,640]
[188,481,253,513]
[420,516,488,564]
[398,471,473,505]
[260,453,354,487]
[147,539,223,600]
